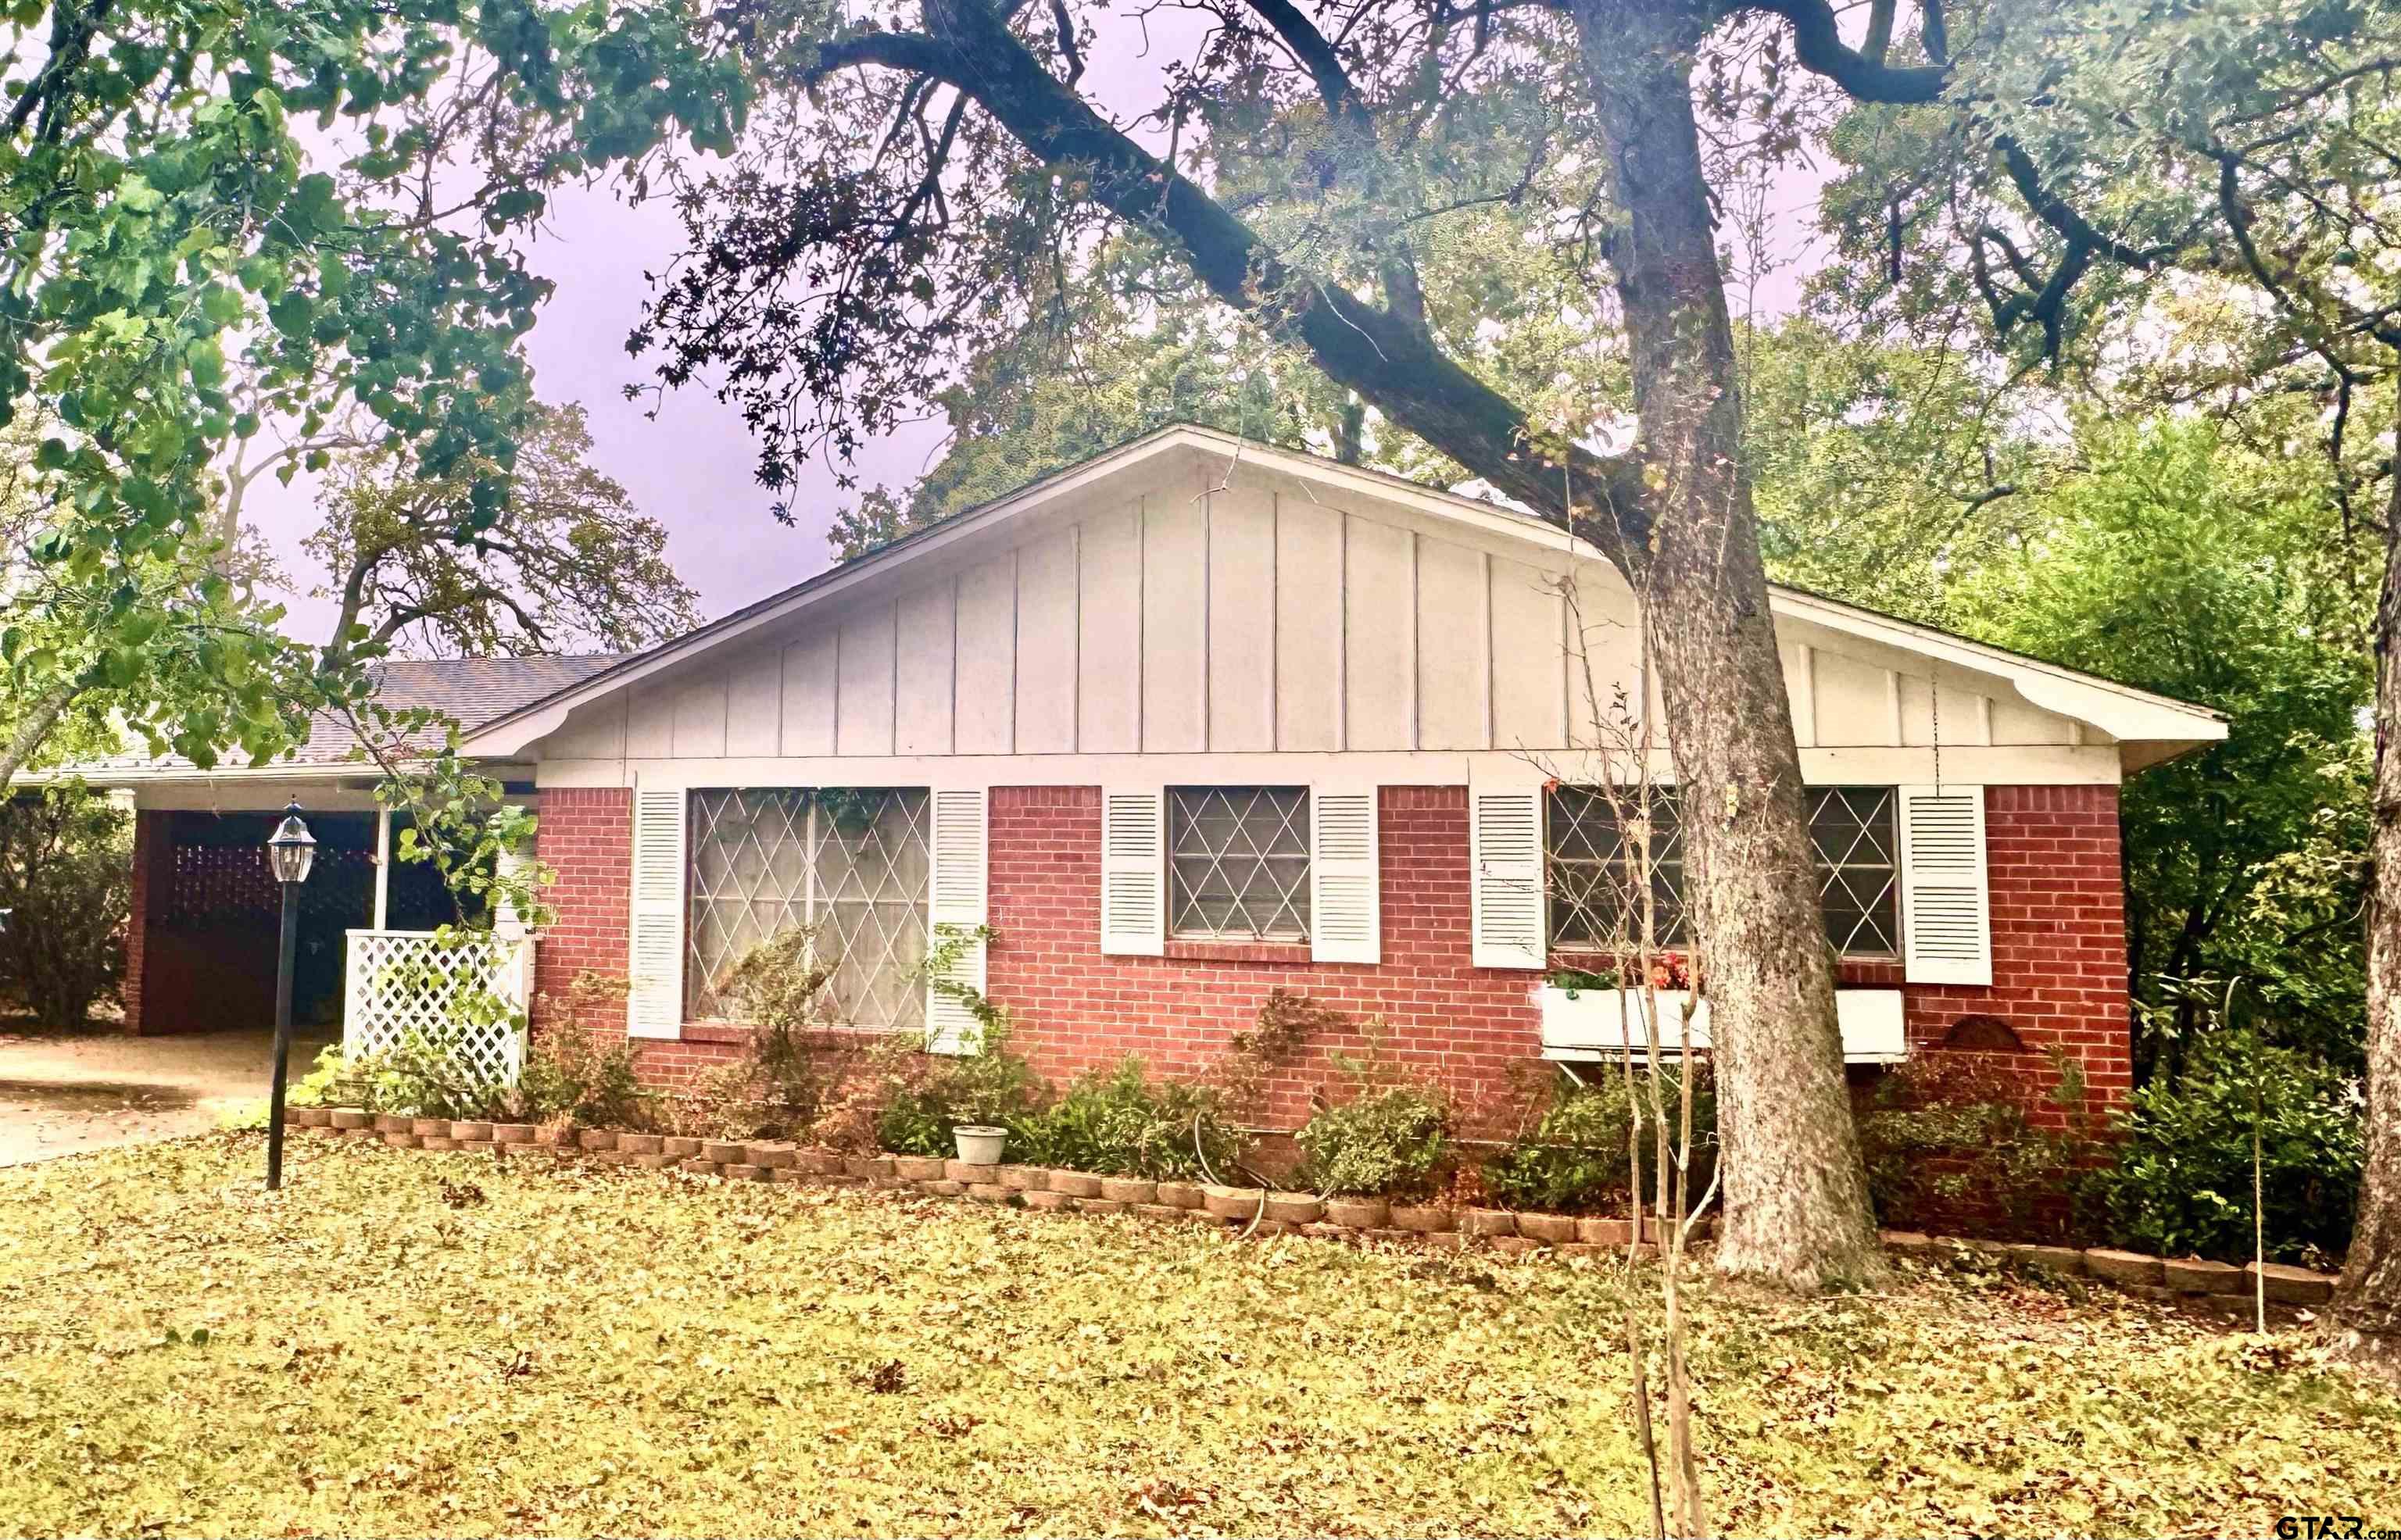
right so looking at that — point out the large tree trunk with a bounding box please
[818,0,1885,1288]
[1569,0,1885,1288]
[2331,454,2401,1367]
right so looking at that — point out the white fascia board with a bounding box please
[1763,588,2227,751]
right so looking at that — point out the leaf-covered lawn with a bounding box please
[1,1138,2394,1538]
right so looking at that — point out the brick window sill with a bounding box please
[1162,938,1315,965]
[674,1021,914,1045]
[678,1022,753,1046]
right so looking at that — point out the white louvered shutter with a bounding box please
[925,787,990,1055]
[627,788,687,1038]
[1470,786,1547,969]
[1099,787,1166,956]
[1309,788,1380,964]
[1899,784,1992,986]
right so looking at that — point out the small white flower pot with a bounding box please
[952,1124,1007,1166]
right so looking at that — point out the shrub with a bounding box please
[1014,1058,1246,1179]
[1296,1038,1454,1198]
[515,1023,647,1129]
[2095,1029,2361,1266]
[0,784,131,1027]
[1857,1052,2095,1241]
[872,1019,1047,1157]
[1297,1085,1451,1197]
[1483,1069,1716,1213]
[667,927,864,1138]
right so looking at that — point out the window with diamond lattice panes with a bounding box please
[1809,786,1899,957]
[1546,785,1687,949]
[1544,784,1900,958]
[1167,787,1311,942]
[685,788,930,1027]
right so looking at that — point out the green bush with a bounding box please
[1483,1070,1716,1213]
[1012,1058,1246,1179]
[515,1026,647,1129]
[1857,1052,2096,1241]
[1297,1081,1452,1198]
[871,1020,1047,1157]
[2095,1029,2361,1266]
[0,784,131,1027]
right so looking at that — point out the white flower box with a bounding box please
[1538,985,1906,1064]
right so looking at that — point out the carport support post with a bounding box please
[373,806,391,931]
[267,875,299,1191]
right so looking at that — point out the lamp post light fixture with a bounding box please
[264,801,316,1191]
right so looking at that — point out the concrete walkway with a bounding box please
[0,1026,336,1166]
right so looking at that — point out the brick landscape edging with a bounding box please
[285,1105,2338,1306]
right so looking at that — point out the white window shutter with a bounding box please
[1899,783,1992,986]
[1310,788,1380,964]
[1470,787,1547,969]
[925,787,989,1056]
[1099,787,1166,956]
[627,788,687,1038]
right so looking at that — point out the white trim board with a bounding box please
[531,743,2127,792]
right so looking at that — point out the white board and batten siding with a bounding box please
[546,446,2124,1035]
[539,456,2100,777]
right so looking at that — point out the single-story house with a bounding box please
[70,426,2227,1126]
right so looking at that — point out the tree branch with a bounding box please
[2000,138,2161,272]
[807,3,1651,556]
[1240,0,1373,132]
[1740,0,1946,104]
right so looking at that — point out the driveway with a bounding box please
[0,1026,336,1166]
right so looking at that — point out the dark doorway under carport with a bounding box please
[130,810,455,1031]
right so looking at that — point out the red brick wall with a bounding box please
[1842,783,2131,1122]
[120,811,166,1034]
[528,781,2133,1126]
[528,786,747,1087]
[988,785,1542,1131]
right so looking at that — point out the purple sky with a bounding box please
[242,19,1827,649]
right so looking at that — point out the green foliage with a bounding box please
[1947,416,2371,1073]
[1297,1071,1454,1200]
[669,925,861,1140]
[292,1031,508,1122]
[513,1025,647,1132]
[2097,1031,2363,1267]
[0,781,130,1025]
[1484,1071,1717,1214]
[872,1020,1047,1159]
[0,0,746,785]
[1011,1059,1246,1181]
[371,741,553,932]
[303,400,701,659]
[1858,1054,2099,1243]
[294,967,646,1128]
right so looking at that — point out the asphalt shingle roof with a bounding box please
[73,653,630,773]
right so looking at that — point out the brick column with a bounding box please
[530,787,632,1048]
[119,810,170,1034]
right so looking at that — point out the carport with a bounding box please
[126,798,458,1032]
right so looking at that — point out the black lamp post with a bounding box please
[264,800,317,1191]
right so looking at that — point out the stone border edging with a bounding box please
[288,1106,2336,1305]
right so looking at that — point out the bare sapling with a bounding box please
[1534,574,1713,1538]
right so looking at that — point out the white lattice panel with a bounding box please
[343,929,531,1088]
